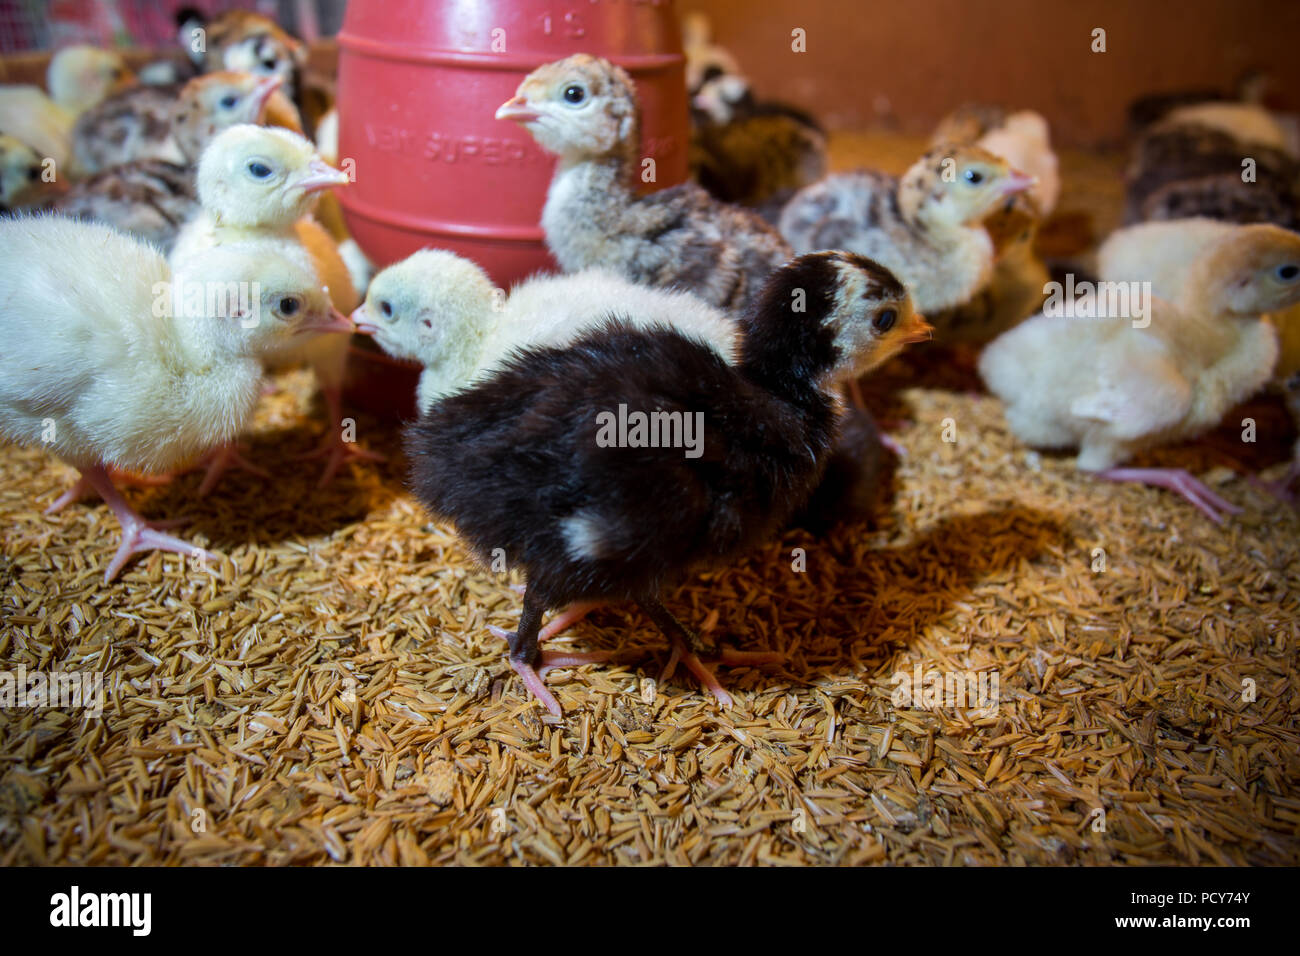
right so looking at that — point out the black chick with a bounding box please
[406,252,931,716]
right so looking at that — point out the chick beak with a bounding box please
[251,74,284,117]
[298,307,355,335]
[1000,169,1036,196]
[901,313,934,345]
[496,95,541,124]
[296,158,350,193]
[350,303,379,336]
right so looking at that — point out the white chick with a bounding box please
[1100,217,1300,498]
[981,224,1300,521]
[779,144,1034,315]
[497,54,792,314]
[171,123,371,488]
[352,250,741,415]
[55,72,282,251]
[0,215,351,581]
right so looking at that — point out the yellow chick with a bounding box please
[779,144,1034,315]
[47,45,135,116]
[0,134,61,211]
[0,215,351,582]
[1100,217,1300,496]
[171,123,372,488]
[0,46,132,174]
[981,225,1300,521]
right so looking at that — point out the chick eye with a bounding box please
[27,166,40,181]
[278,296,301,317]
[874,308,897,332]
[380,301,393,318]
[247,161,273,178]
[563,84,586,105]
[1276,264,1300,282]
[963,168,984,185]
[219,94,238,109]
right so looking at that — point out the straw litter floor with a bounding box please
[2,136,1299,867]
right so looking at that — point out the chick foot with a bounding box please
[508,588,606,642]
[641,598,782,708]
[487,624,614,717]
[195,442,270,496]
[295,387,386,487]
[1247,462,1299,504]
[81,466,219,583]
[1097,467,1243,523]
[46,469,172,514]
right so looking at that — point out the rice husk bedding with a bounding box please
[1,136,1298,866]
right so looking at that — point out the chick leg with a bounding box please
[1097,467,1243,524]
[508,586,605,641]
[46,469,173,514]
[81,466,219,583]
[1247,461,1299,504]
[489,589,613,717]
[295,385,386,488]
[195,442,271,497]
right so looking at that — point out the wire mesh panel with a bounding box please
[0,0,345,53]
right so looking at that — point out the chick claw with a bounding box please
[1098,467,1244,524]
[487,624,614,717]
[78,466,219,583]
[295,434,386,488]
[46,469,172,514]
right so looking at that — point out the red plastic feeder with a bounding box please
[337,0,689,419]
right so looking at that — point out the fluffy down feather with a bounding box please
[498,54,792,314]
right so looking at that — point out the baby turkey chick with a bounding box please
[56,72,282,251]
[354,251,740,415]
[171,123,371,488]
[1099,217,1300,498]
[980,224,1300,521]
[406,251,930,716]
[0,216,350,581]
[497,54,792,314]
[0,134,61,213]
[778,145,1034,316]
[931,106,1060,216]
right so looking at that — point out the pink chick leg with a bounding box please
[80,466,220,583]
[487,622,614,718]
[537,599,605,641]
[1097,467,1243,524]
[641,598,783,709]
[1247,461,1299,504]
[195,442,271,496]
[295,386,386,487]
[46,469,172,514]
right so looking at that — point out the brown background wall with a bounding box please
[686,0,1300,146]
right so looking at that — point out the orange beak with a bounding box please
[495,95,540,123]
[902,313,934,345]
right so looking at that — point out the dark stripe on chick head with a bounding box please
[741,251,849,393]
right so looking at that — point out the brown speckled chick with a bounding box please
[778,145,1034,316]
[497,54,792,314]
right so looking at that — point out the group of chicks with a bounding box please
[4,12,1300,717]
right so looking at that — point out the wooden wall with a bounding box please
[685,0,1300,146]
